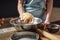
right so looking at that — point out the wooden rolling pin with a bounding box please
[34,25,60,40]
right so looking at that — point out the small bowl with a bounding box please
[47,24,60,33]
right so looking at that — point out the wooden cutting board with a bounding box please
[37,29,60,40]
[34,25,60,40]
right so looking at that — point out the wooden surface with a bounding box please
[34,25,60,40]
[51,8,60,22]
[0,27,17,40]
[0,26,60,40]
[40,29,60,40]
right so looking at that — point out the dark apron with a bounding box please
[23,0,46,22]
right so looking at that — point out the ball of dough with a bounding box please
[22,12,34,24]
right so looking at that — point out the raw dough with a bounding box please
[22,12,34,24]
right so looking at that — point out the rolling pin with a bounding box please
[34,25,60,40]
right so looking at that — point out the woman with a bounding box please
[17,0,53,26]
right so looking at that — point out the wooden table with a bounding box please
[0,26,60,40]
[15,25,60,40]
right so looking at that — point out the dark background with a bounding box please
[0,0,60,18]
[0,0,19,18]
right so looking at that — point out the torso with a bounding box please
[23,0,46,20]
[23,0,46,11]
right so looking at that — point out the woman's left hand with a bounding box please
[42,20,50,29]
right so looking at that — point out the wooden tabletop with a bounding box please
[0,26,60,40]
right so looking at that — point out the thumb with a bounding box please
[19,16,23,20]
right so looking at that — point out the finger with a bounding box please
[44,24,47,30]
[42,23,47,30]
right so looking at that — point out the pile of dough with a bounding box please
[22,12,34,24]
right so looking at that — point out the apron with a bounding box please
[23,0,46,22]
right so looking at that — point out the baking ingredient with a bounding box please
[22,12,34,24]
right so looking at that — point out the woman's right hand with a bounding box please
[19,12,34,24]
[19,14,23,20]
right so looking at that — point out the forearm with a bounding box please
[46,0,53,21]
[17,0,24,16]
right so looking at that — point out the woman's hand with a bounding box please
[19,14,23,20]
[42,19,50,29]
[20,12,34,24]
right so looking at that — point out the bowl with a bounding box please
[10,17,42,30]
[47,24,60,33]
[11,31,39,40]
